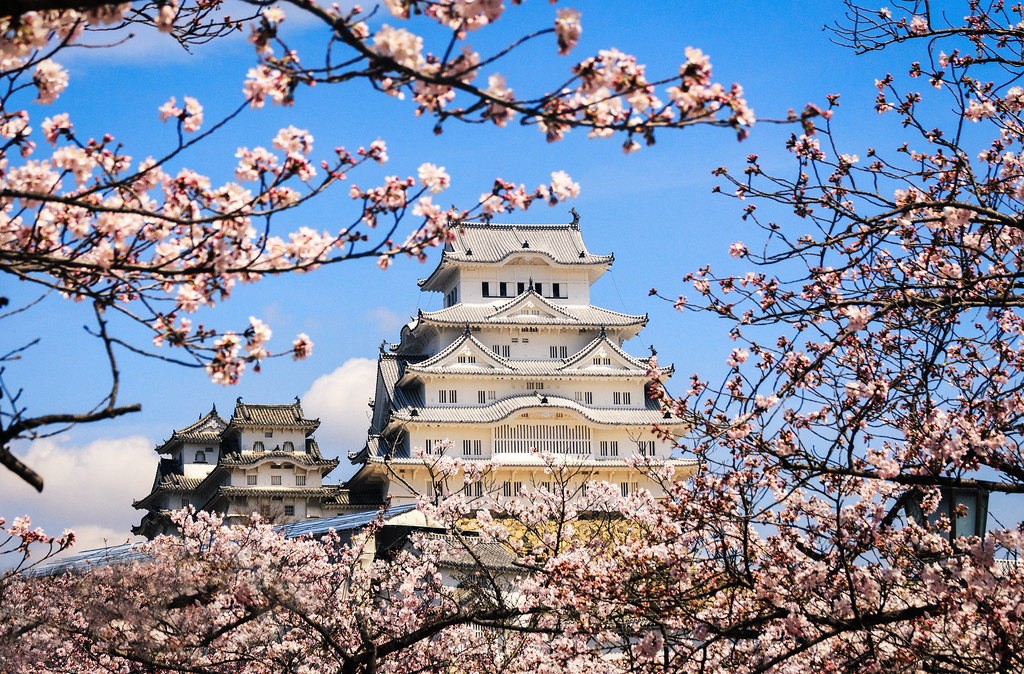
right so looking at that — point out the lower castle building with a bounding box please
[132,398,380,538]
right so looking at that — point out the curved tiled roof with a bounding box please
[218,448,338,470]
[132,473,202,508]
[410,298,646,330]
[229,399,320,432]
[419,222,613,290]
[216,486,341,499]
[390,392,689,427]
[155,406,227,454]
[397,329,668,380]
[373,455,698,469]
[379,353,427,409]
[419,532,521,573]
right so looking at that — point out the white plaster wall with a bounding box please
[240,428,308,453]
[456,263,593,305]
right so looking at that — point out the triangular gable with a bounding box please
[487,290,577,322]
[409,330,510,372]
[558,332,649,373]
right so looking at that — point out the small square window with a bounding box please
[265,431,273,438]
[271,475,282,486]
[284,505,295,516]
[247,474,257,485]
[296,475,306,486]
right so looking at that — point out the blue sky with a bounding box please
[0,2,916,548]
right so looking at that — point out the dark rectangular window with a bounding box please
[552,283,561,298]
[517,282,525,294]
[284,505,295,516]
[499,282,508,297]
[535,283,542,296]
[482,281,490,297]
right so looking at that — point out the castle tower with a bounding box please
[346,217,694,507]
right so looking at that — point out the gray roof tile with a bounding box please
[230,399,320,431]
[390,392,688,427]
[413,296,646,329]
[155,407,227,453]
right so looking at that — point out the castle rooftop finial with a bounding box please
[569,207,580,228]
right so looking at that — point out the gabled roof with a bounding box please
[217,446,338,471]
[154,405,227,454]
[558,330,651,372]
[419,532,521,574]
[399,297,647,351]
[412,299,646,329]
[228,398,320,433]
[404,329,511,376]
[488,289,576,321]
[419,220,613,291]
[132,472,203,509]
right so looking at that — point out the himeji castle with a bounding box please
[133,215,693,535]
[345,215,694,507]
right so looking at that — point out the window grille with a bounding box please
[284,505,295,516]
[574,391,593,405]
[253,441,265,452]
[296,475,306,486]
[638,441,655,457]
[247,474,257,485]
[493,422,591,455]
[271,475,282,486]
[283,441,294,452]
[613,391,631,405]
[526,382,544,390]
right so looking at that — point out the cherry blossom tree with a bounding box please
[15,1,1024,671]
[0,1,753,490]
[634,0,1024,669]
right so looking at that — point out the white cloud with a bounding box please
[365,306,409,333]
[0,435,157,552]
[302,358,377,467]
